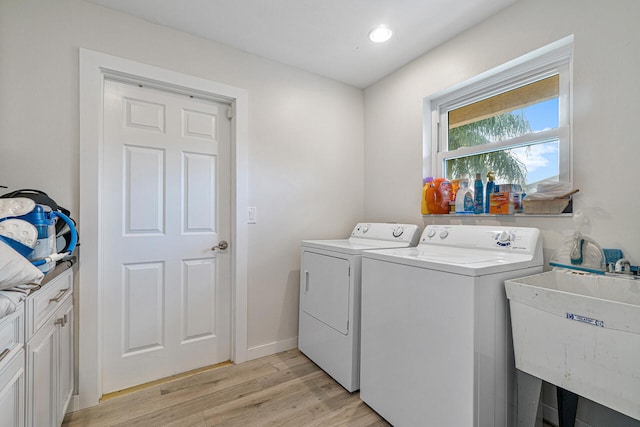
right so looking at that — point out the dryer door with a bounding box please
[302,251,351,335]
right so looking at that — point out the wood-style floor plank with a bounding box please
[63,350,390,427]
[63,349,558,426]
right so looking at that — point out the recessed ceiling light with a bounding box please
[368,25,393,43]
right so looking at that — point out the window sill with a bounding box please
[423,213,573,218]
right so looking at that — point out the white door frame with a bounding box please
[78,48,248,409]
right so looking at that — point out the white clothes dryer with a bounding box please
[360,225,543,427]
[299,223,420,392]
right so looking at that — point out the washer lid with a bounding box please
[363,246,539,276]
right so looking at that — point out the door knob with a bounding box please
[211,240,229,251]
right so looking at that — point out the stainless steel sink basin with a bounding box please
[505,270,640,421]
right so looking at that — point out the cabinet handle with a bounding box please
[305,271,309,293]
[0,348,9,363]
[49,288,70,303]
[54,314,68,327]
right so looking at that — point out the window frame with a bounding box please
[424,36,574,188]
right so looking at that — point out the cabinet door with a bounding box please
[26,294,74,427]
[301,251,351,334]
[26,268,75,427]
[26,319,57,427]
[0,348,25,427]
[57,298,73,425]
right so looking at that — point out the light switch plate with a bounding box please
[248,207,257,224]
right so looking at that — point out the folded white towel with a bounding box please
[0,290,25,318]
[0,239,44,291]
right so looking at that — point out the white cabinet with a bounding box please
[56,299,73,422]
[25,268,74,427]
[0,306,25,427]
[0,348,26,427]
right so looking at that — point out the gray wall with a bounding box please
[363,0,640,425]
[0,0,365,356]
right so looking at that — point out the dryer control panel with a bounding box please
[420,225,541,254]
[351,223,420,245]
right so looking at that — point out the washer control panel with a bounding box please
[351,223,420,244]
[420,225,540,253]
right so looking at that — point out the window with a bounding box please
[425,36,573,194]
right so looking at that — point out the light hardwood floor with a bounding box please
[63,349,390,427]
[63,349,557,427]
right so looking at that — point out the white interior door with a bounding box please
[101,79,231,394]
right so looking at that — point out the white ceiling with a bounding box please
[86,0,518,88]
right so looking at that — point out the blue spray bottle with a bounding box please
[485,172,495,214]
[473,173,484,214]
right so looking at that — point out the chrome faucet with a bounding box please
[614,258,632,274]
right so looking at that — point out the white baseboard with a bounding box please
[542,403,593,427]
[66,394,80,413]
[246,336,298,361]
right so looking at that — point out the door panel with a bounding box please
[301,251,351,335]
[57,298,73,427]
[122,262,164,354]
[27,323,56,427]
[0,349,25,427]
[102,79,231,393]
[124,145,164,234]
[182,109,216,139]
[125,97,165,132]
[183,152,216,233]
[182,259,216,342]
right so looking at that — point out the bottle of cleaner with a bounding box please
[485,172,495,214]
[427,178,453,214]
[455,175,474,214]
[421,177,434,215]
[450,179,460,200]
[474,173,484,214]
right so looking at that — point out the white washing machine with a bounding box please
[360,224,543,427]
[299,222,420,392]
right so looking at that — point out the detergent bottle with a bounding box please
[455,175,474,214]
[485,172,495,214]
[421,177,433,214]
[474,173,484,214]
[426,178,453,214]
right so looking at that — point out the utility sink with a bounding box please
[505,270,640,421]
